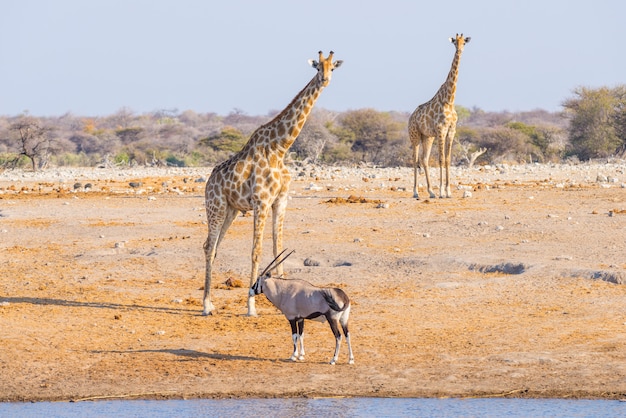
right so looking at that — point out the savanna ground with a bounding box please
[1,162,625,403]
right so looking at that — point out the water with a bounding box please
[1,397,624,418]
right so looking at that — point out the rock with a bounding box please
[303,258,320,267]
[305,182,323,191]
[554,255,573,260]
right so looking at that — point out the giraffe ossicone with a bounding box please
[408,33,470,199]
[202,51,342,316]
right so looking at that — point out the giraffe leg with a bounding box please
[203,204,236,316]
[420,137,436,199]
[248,204,270,316]
[202,221,221,316]
[217,207,239,249]
[444,125,456,198]
[272,190,289,276]
[412,142,421,199]
[437,131,447,198]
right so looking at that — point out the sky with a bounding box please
[1,0,624,117]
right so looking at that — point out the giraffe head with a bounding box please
[449,33,471,51]
[308,51,343,87]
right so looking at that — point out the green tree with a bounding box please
[336,108,404,163]
[456,126,488,166]
[115,126,144,144]
[199,126,247,153]
[456,105,471,123]
[611,88,626,156]
[562,86,625,159]
[292,112,337,163]
[474,127,532,163]
[506,121,547,162]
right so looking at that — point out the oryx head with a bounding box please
[249,249,295,296]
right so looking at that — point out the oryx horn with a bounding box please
[260,249,295,277]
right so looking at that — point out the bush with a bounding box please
[563,86,625,159]
[165,155,186,167]
[53,152,95,167]
[114,151,131,166]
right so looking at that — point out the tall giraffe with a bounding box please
[408,34,470,199]
[202,51,342,316]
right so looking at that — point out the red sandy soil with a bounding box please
[0,164,625,402]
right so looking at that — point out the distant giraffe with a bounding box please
[408,34,470,199]
[202,51,343,316]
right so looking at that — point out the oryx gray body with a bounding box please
[250,250,354,365]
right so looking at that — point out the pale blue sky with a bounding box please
[1,0,624,117]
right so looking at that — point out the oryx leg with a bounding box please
[327,314,342,365]
[340,309,354,365]
[289,318,305,361]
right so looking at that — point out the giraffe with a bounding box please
[202,51,343,316]
[408,33,470,199]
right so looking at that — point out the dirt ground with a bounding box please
[1,163,625,402]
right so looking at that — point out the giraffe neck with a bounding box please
[435,48,463,107]
[254,75,325,158]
